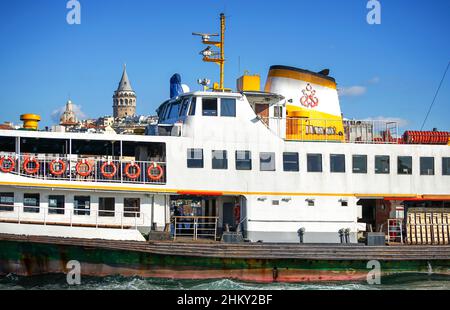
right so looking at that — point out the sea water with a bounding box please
[1,274,449,290]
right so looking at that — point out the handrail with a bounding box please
[173,216,219,241]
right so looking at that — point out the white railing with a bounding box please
[173,216,219,241]
[0,204,149,230]
[0,153,167,185]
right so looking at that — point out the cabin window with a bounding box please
[260,152,276,171]
[202,98,218,116]
[283,152,299,172]
[187,149,204,168]
[307,154,322,172]
[74,196,91,216]
[167,100,181,120]
[236,151,252,171]
[420,157,435,175]
[220,98,236,117]
[124,198,141,218]
[20,138,69,155]
[99,197,115,217]
[188,97,197,116]
[330,154,345,173]
[443,158,450,175]
[23,193,40,213]
[398,156,412,175]
[212,150,228,170]
[375,156,390,174]
[0,136,15,152]
[179,98,190,117]
[352,155,367,174]
[48,195,65,215]
[0,193,14,212]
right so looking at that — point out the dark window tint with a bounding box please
[0,193,14,212]
[443,158,450,176]
[124,198,140,218]
[179,98,190,117]
[0,136,15,152]
[375,155,390,174]
[420,157,435,175]
[74,196,91,216]
[188,97,197,116]
[202,98,218,116]
[221,98,236,117]
[167,101,181,119]
[260,152,276,171]
[212,150,228,170]
[99,197,115,217]
[24,194,40,213]
[330,154,345,173]
[307,154,322,172]
[398,156,412,175]
[48,195,65,215]
[283,152,299,172]
[352,155,367,174]
[236,151,252,171]
[187,149,204,168]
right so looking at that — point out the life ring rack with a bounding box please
[76,160,93,177]
[49,159,67,176]
[147,162,164,182]
[124,162,141,180]
[100,161,117,179]
[23,157,40,175]
[0,156,16,173]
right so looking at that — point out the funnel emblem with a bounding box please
[300,83,319,108]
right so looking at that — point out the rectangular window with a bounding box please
[0,193,14,212]
[212,150,228,170]
[330,154,345,173]
[24,194,40,213]
[420,157,435,175]
[167,101,181,119]
[398,156,412,175]
[124,198,140,218]
[260,152,276,171]
[307,154,322,172]
[178,98,190,117]
[202,98,218,116]
[283,152,299,172]
[220,98,236,117]
[236,151,252,171]
[375,155,390,174]
[188,97,197,116]
[443,158,450,175]
[48,195,65,215]
[352,155,367,174]
[99,197,115,217]
[74,196,91,216]
[187,149,204,168]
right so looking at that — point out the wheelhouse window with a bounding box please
[178,98,190,117]
[236,151,252,170]
[187,149,204,168]
[420,157,435,175]
[443,158,450,175]
[0,193,14,212]
[99,197,115,217]
[74,196,90,216]
[124,198,140,218]
[212,150,228,170]
[202,98,218,116]
[375,155,390,174]
[260,152,276,171]
[352,155,367,174]
[307,154,322,172]
[167,100,181,120]
[330,154,345,173]
[48,195,65,215]
[398,156,412,175]
[23,194,40,213]
[188,97,197,116]
[220,98,236,117]
[283,152,299,172]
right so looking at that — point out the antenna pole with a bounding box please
[219,13,225,90]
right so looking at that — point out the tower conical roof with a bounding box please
[117,65,134,92]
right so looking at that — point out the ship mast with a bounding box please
[193,13,226,91]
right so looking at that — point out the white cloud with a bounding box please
[368,76,380,84]
[51,103,87,124]
[362,116,409,128]
[338,86,367,97]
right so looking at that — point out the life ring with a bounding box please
[76,160,93,177]
[23,157,40,174]
[124,162,141,180]
[147,163,164,181]
[0,156,15,173]
[49,159,66,176]
[100,161,117,179]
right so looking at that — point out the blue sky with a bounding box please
[0,0,449,130]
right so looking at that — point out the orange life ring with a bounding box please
[23,157,40,174]
[76,160,93,177]
[147,163,164,181]
[124,162,141,180]
[49,159,66,176]
[0,156,15,173]
[100,161,117,179]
